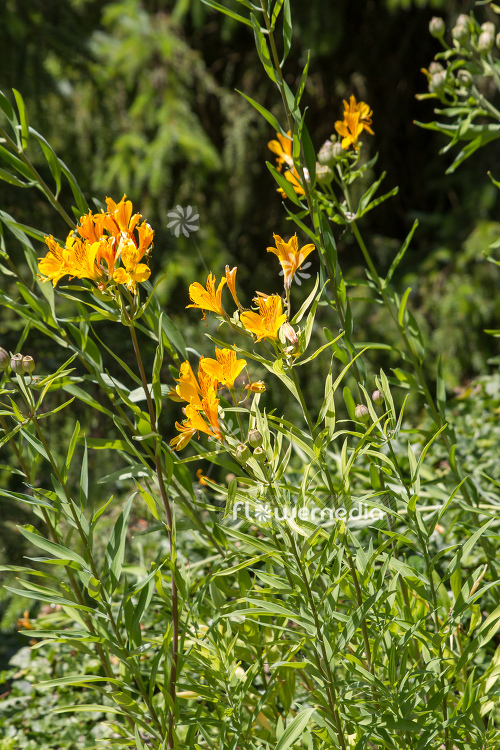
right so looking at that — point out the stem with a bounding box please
[127,318,179,749]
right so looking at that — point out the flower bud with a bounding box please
[429,17,445,39]
[10,353,24,374]
[318,139,334,166]
[235,444,251,463]
[22,355,35,374]
[253,446,266,463]
[372,389,384,405]
[332,142,346,160]
[452,22,470,44]
[457,69,473,88]
[0,348,10,372]
[316,164,334,184]
[456,14,469,28]
[478,30,494,53]
[428,61,444,75]
[354,404,369,422]
[281,321,299,347]
[481,22,496,36]
[245,380,266,393]
[248,429,263,449]
[429,71,447,94]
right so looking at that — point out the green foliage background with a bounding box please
[1,1,500,744]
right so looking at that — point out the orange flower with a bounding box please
[187,273,226,318]
[38,236,68,286]
[267,233,315,290]
[64,234,105,284]
[334,95,374,150]
[224,265,244,311]
[105,195,142,236]
[196,468,209,486]
[240,294,287,342]
[200,348,247,388]
[171,359,218,407]
[170,399,222,451]
[268,130,293,172]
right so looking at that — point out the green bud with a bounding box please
[0,348,10,372]
[22,355,35,374]
[248,429,263,448]
[429,71,447,94]
[478,30,494,53]
[481,22,496,36]
[429,17,445,39]
[456,14,469,28]
[10,353,24,374]
[372,389,384,405]
[235,444,251,463]
[332,142,346,160]
[457,69,473,88]
[452,22,470,44]
[316,164,334,184]
[318,139,334,167]
[354,404,369,422]
[253,446,266,463]
[428,62,444,75]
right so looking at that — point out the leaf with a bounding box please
[266,161,302,205]
[275,708,317,750]
[201,0,253,26]
[384,219,419,286]
[103,493,134,592]
[251,13,277,83]
[12,89,29,150]
[237,90,284,134]
[282,0,292,62]
[18,525,89,570]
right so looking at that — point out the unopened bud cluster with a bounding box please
[234,429,265,465]
[0,348,36,375]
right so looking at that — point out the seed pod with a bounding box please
[332,142,346,160]
[429,17,445,39]
[0,348,10,372]
[429,71,447,95]
[428,62,444,75]
[235,444,251,463]
[248,429,263,449]
[22,356,35,374]
[354,404,369,422]
[253,446,266,463]
[481,22,496,36]
[10,353,24,374]
[372,389,384,405]
[452,22,470,44]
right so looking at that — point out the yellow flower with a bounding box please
[39,196,154,292]
[105,195,142,236]
[224,265,244,311]
[196,468,209,486]
[187,273,226,318]
[240,294,287,342]
[267,233,315,290]
[113,238,151,294]
[64,234,105,283]
[170,398,222,451]
[171,359,218,407]
[277,168,306,199]
[334,95,374,150]
[38,236,67,286]
[267,130,293,172]
[200,348,247,388]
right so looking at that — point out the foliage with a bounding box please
[0,2,500,750]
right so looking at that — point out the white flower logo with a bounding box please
[167,205,200,237]
[255,503,272,523]
[279,251,312,286]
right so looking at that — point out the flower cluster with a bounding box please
[38,196,153,293]
[170,349,247,450]
[334,95,374,150]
